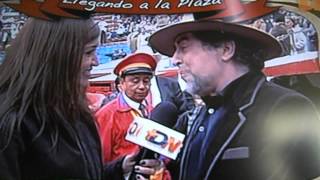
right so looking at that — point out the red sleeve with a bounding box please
[95,107,115,163]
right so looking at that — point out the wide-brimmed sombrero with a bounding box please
[149,13,282,60]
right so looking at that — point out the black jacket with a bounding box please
[156,76,194,115]
[173,72,320,180]
[0,111,106,180]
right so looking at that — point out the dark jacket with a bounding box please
[156,76,194,115]
[173,72,320,180]
[0,110,111,180]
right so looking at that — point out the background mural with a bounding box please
[0,3,319,108]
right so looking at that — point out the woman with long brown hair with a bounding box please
[0,17,103,179]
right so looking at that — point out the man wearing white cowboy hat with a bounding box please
[149,11,320,180]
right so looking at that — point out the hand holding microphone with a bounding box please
[126,101,183,180]
[122,152,138,175]
[133,159,164,180]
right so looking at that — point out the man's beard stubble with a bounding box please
[187,72,212,96]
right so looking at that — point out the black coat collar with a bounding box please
[202,71,264,109]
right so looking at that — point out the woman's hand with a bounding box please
[134,159,165,180]
[122,152,138,174]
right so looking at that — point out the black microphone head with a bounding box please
[128,101,179,180]
[150,101,179,128]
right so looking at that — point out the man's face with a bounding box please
[81,38,99,88]
[172,33,224,96]
[285,18,294,28]
[121,74,152,102]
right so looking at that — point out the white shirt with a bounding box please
[150,77,162,108]
[122,92,146,117]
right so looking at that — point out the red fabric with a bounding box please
[145,91,154,113]
[162,170,172,180]
[95,94,140,163]
[150,168,172,180]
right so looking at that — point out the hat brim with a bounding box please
[122,67,154,76]
[149,20,282,60]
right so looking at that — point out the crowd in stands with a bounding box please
[0,6,27,63]
[92,10,318,63]
[93,14,183,61]
[248,9,317,56]
[94,14,182,44]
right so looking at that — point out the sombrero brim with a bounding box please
[149,20,282,60]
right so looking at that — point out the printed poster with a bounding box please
[0,0,319,108]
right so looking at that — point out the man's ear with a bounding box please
[221,40,235,62]
[120,77,126,88]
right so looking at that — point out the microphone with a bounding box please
[127,101,180,180]
[150,101,179,127]
[138,101,179,157]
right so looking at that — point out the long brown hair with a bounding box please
[0,17,100,149]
